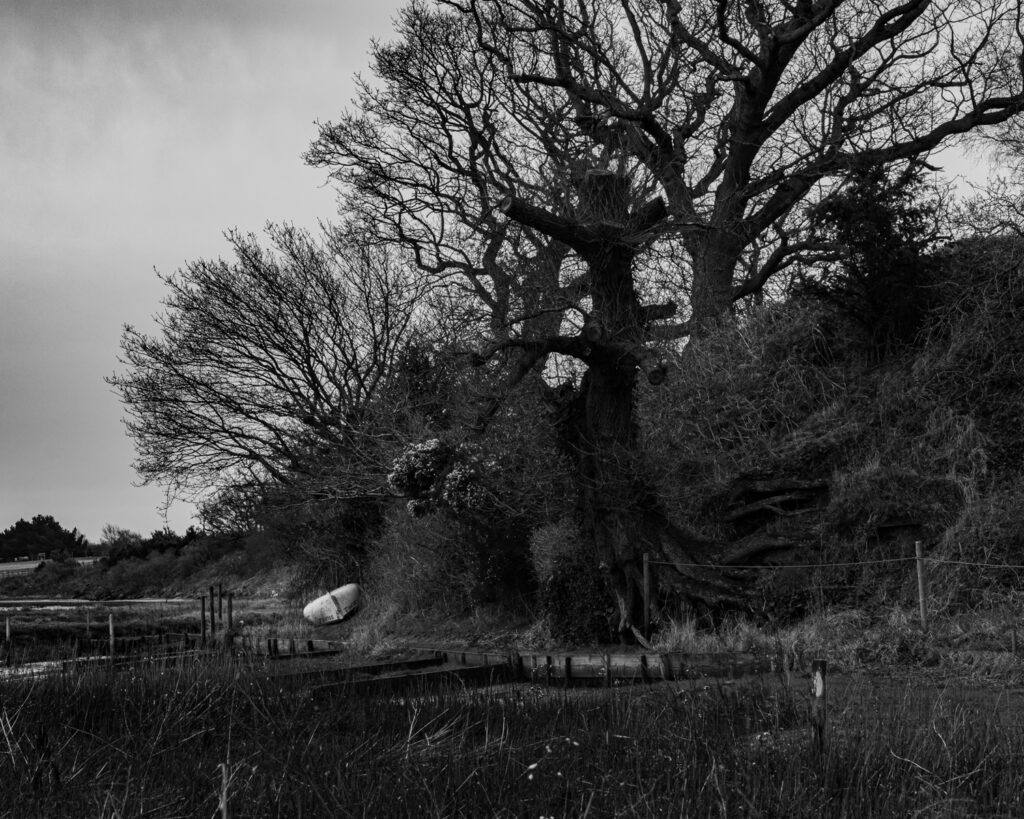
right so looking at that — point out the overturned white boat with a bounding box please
[302,583,361,626]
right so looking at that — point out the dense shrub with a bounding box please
[914,237,1024,475]
[644,300,860,474]
[824,466,966,542]
[363,511,465,613]
[634,232,1024,621]
[531,520,614,645]
[529,519,582,586]
[930,485,1024,608]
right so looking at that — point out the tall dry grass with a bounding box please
[3,657,1024,817]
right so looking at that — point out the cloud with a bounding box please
[0,0,403,539]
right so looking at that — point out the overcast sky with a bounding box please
[0,1,998,545]
[1,0,403,542]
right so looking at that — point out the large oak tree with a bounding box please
[309,0,1024,635]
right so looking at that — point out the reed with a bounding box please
[1,659,1023,817]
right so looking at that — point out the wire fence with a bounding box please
[646,556,1024,571]
[640,542,1024,633]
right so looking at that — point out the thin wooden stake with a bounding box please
[915,540,929,633]
[108,614,115,667]
[227,592,234,631]
[209,586,216,636]
[218,582,224,623]
[200,596,207,644]
[643,552,651,640]
[810,659,827,753]
[219,761,230,819]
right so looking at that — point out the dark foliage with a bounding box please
[102,528,200,568]
[799,161,940,357]
[540,546,615,645]
[0,516,88,561]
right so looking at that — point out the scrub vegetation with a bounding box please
[14,177,1024,662]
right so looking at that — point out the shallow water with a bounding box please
[0,597,194,609]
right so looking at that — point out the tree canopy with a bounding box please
[311,0,1024,338]
[109,223,429,507]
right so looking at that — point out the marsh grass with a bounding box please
[1,657,1023,818]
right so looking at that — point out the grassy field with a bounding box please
[1,656,1023,817]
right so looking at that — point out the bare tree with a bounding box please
[456,0,1024,328]
[309,0,1024,635]
[109,223,427,509]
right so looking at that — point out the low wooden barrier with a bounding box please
[256,637,348,659]
[433,648,768,686]
[310,661,510,698]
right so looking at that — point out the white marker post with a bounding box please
[915,540,928,633]
[810,659,827,753]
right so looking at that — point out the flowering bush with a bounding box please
[441,463,489,511]
[387,439,452,497]
[388,438,493,515]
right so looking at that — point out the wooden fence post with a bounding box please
[108,614,115,667]
[209,586,216,636]
[5,616,10,667]
[227,592,234,631]
[810,659,827,752]
[200,596,207,644]
[915,540,928,633]
[218,582,224,624]
[643,552,651,640]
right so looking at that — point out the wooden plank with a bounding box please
[270,654,446,683]
[411,647,774,687]
[266,642,349,661]
[310,663,511,699]
[609,655,644,680]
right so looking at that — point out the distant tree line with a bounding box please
[0,516,89,561]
